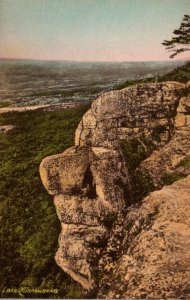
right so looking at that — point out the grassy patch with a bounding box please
[0,104,89,298]
[161,172,186,185]
[176,156,190,168]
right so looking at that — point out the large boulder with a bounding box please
[40,81,190,297]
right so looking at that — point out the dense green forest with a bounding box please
[0,105,89,298]
[0,61,190,298]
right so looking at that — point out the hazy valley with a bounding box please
[0,59,185,107]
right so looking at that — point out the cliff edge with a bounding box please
[40,82,190,298]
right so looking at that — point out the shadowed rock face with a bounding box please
[40,82,190,296]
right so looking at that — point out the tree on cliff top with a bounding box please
[162,14,190,58]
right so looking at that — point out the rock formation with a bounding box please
[40,82,190,297]
[104,175,190,299]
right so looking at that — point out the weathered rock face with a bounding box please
[104,175,190,299]
[75,82,183,149]
[40,81,190,297]
[40,146,128,290]
[140,92,190,188]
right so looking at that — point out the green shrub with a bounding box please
[120,138,155,204]
[133,170,154,202]
[120,138,155,173]
[176,156,190,167]
[161,172,186,185]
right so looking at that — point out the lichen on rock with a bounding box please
[40,81,190,297]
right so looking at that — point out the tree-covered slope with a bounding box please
[0,105,89,298]
[115,61,190,90]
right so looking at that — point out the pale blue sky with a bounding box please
[0,0,189,61]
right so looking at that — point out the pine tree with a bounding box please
[162,14,190,58]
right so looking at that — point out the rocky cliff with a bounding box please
[40,82,190,298]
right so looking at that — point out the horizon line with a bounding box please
[0,57,189,63]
